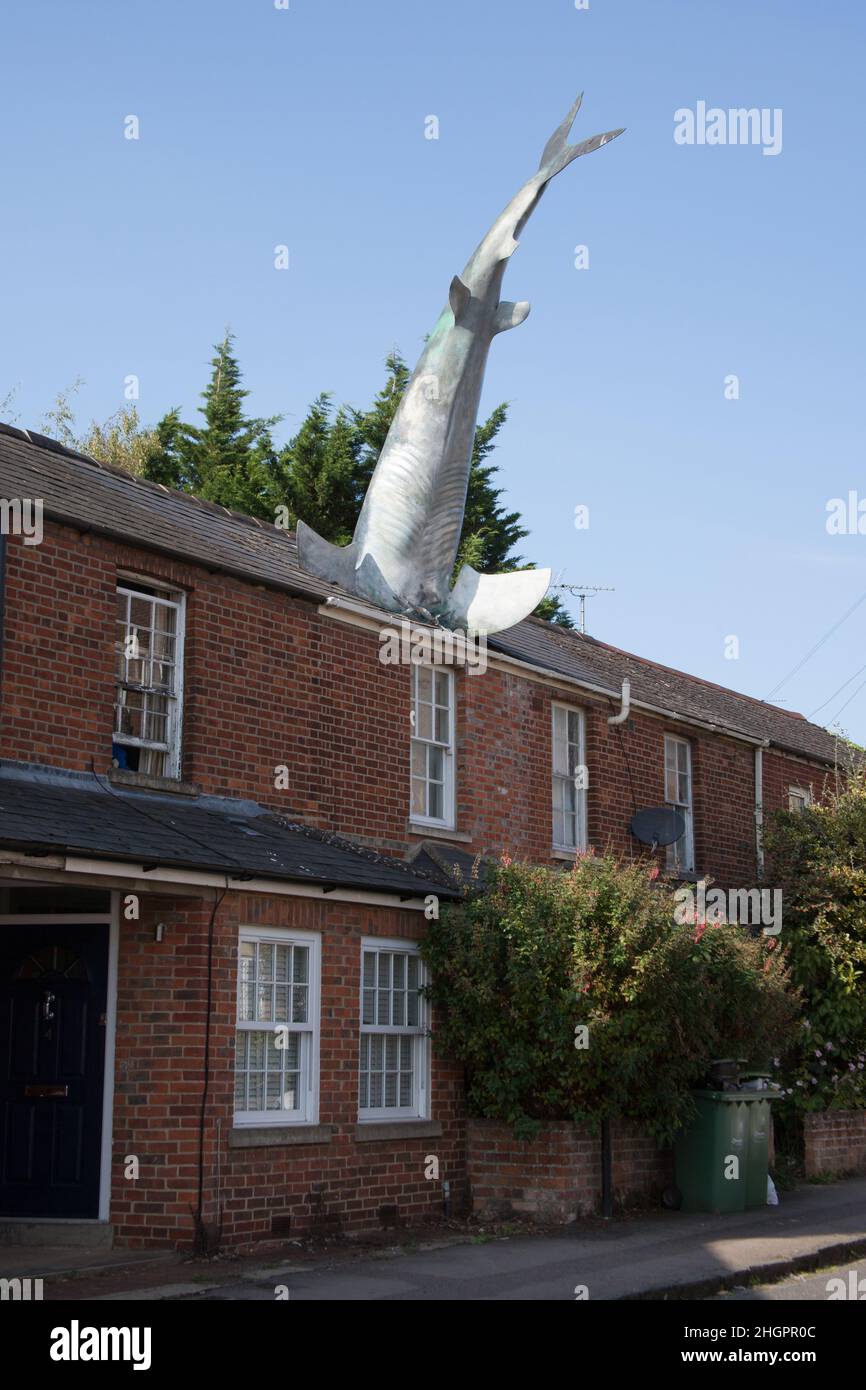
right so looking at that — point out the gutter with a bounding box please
[0,847,443,910]
[321,596,784,752]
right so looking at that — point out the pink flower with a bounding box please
[648,866,659,881]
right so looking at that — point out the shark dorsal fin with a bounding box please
[493,300,531,334]
[449,275,471,322]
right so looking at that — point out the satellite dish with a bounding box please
[630,806,685,851]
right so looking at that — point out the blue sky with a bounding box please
[1,0,864,741]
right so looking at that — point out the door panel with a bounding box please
[0,926,108,1217]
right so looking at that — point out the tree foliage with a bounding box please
[30,338,573,624]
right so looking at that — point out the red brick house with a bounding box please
[0,424,843,1250]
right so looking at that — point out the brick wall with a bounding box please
[803,1110,866,1179]
[0,524,831,885]
[466,1118,673,1222]
[110,891,465,1250]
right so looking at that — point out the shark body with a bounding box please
[297,95,623,634]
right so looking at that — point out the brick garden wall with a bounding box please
[803,1110,866,1179]
[466,1118,673,1221]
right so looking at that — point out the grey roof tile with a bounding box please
[0,762,458,899]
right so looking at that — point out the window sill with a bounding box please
[229,1123,335,1149]
[551,847,585,861]
[407,823,471,843]
[108,768,200,797]
[355,1119,442,1143]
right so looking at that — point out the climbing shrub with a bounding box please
[764,767,866,1113]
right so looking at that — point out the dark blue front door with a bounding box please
[0,925,108,1217]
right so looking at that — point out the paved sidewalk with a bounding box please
[39,1176,866,1302]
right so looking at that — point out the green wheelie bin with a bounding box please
[673,1089,777,1214]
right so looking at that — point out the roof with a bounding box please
[0,762,458,899]
[0,423,842,766]
[489,623,842,764]
[407,840,491,888]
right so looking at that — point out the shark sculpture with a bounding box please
[297,94,623,635]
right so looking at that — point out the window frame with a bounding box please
[234,926,321,1128]
[114,574,186,779]
[664,734,695,875]
[410,664,455,830]
[551,702,587,852]
[788,785,813,813]
[358,938,429,1123]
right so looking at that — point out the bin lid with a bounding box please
[691,1087,781,1102]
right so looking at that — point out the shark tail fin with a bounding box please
[538,93,624,183]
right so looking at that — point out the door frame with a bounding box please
[0,890,119,1222]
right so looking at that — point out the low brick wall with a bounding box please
[467,1118,673,1222]
[804,1110,866,1179]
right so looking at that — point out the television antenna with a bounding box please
[553,582,616,635]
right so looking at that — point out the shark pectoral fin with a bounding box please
[449,275,472,323]
[493,300,531,334]
[447,564,552,637]
[353,551,405,612]
[296,519,360,589]
[296,521,405,611]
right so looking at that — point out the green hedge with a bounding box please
[422,853,798,1141]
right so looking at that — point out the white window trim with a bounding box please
[551,702,587,852]
[114,575,186,779]
[665,734,695,874]
[788,785,813,812]
[234,925,321,1127]
[358,937,429,1123]
[410,665,455,830]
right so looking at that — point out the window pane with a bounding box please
[362,952,375,989]
[272,984,288,1022]
[417,702,433,740]
[428,780,443,820]
[434,671,450,707]
[291,985,308,1022]
[415,666,432,703]
[238,982,255,1021]
[275,945,290,981]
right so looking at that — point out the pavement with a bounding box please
[3,1175,858,1302]
[715,1259,866,1301]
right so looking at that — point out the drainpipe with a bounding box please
[0,534,6,696]
[754,743,768,880]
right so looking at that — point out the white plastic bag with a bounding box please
[767,1174,779,1206]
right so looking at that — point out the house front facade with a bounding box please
[0,424,843,1249]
